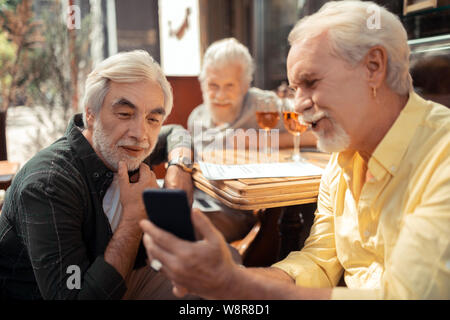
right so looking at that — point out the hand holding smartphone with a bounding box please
[142,189,196,241]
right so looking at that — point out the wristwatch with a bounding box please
[166,156,194,173]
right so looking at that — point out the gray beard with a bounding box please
[203,93,244,126]
[314,119,350,153]
[92,120,154,171]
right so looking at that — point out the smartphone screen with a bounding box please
[197,199,211,208]
[142,189,196,241]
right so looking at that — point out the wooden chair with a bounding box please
[230,208,283,267]
[0,161,19,190]
[0,161,19,215]
[231,220,261,257]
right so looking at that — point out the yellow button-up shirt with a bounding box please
[272,92,450,299]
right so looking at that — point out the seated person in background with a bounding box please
[410,54,450,108]
[187,38,317,242]
[141,1,450,299]
[0,50,194,300]
[188,37,317,151]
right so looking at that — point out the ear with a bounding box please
[85,107,96,129]
[241,81,250,95]
[364,45,388,89]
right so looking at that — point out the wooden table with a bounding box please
[0,161,19,190]
[192,149,330,266]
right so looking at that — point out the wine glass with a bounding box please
[281,98,308,161]
[255,94,280,161]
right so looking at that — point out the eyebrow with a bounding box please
[295,72,317,83]
[111,98,166,116]
[150,106,166,116]
[112,98,136,109]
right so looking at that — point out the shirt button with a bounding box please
[364,230,370,238]
[93,172,100,179]
[106,172,113,178]
[390,165,396,172]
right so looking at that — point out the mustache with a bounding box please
[303,110,327,123]
[209,98,233,105]
[116,139,150,149]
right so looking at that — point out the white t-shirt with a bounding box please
[102,174,122,232]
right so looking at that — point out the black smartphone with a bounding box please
[142,189,196,241]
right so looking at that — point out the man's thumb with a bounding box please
[191,208,219,241]
[117,161,129,186]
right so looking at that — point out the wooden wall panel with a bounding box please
[165,76,203,128]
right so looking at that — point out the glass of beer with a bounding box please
[255,96,280,132]
[255,94,280,161]
[282,98,308,161]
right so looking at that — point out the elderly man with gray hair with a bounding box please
[188,37,316,151]
[187,37,317,242]
[142,1,450,299]
[0,50,194,300]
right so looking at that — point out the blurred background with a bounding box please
[0,0,449,168]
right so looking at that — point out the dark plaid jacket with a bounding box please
[0,114,191,299]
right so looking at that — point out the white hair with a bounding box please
[289,1,412,95]
[82,50,173,126]
[199,37,254,88]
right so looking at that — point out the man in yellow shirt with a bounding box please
[140,1,450,299]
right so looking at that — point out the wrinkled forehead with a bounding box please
[287,34,334,78]
[205,63,244,82]
[108,80,165,111]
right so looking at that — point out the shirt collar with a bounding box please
[66,114,114,194]
[337,92,428,181]
[369,91,428,180]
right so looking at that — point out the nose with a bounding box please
[215,87,228,101]
[128,116,147,142]
[293,89,313,114]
